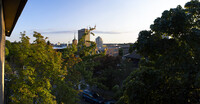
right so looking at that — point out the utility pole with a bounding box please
[0,0,27,103]
[0,1,5,103]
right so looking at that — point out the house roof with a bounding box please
[124,51,141,59]
[3,0,27,36]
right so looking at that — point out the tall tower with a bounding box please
[78,28,90,47]
[72,34,77,45]
[95,36,103,50]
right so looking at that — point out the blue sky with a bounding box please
[7,0,190,44]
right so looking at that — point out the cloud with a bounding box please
[93,31,124,34]
[33,29,130,35]
[41,30,74,34]
[41,30,123,35]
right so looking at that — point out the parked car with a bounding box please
[104,100,116,104]
[81,90,104,104]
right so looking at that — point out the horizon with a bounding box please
[7,0,189,44]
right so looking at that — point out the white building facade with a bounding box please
[95,36,103,50]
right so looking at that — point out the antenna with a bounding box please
[74,32,76,39]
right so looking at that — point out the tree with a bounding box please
[119,48,123,56]
[5,26,101,103]
[59,26,101,91]
[128,44,134,53]
[92,55,137,100]
[6,32,69,104]
[118,0,200,104]
[93,55,122,90]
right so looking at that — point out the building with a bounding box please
[95,36,103,50]
[103,43,133,56]
[106,46,119,56]
[119,44,130,55]
[0,0,27,103]
[57,42,61,45]
[123,51,141,67]
[72,34,78,45]
[53,43,67,50]
[78,28,90,47]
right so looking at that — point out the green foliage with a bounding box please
[128,44,134,53]
[5,47,9,57]
[5,26,102,104]
[93,55,136,100]
[93,55,122,90]
[119,0,200,104]
[7,32,64,104]
[61,27,99,87]
[52,79,79,104]
[119,48,123,56]
[5,32,80,104]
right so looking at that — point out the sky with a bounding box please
[7,0,190,44]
